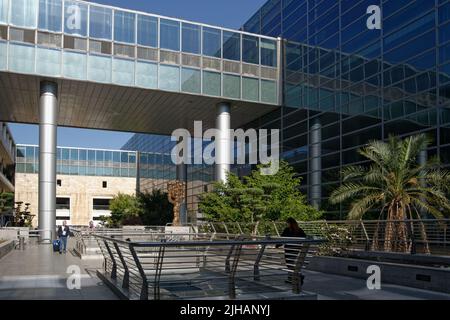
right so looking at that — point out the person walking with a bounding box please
[277,218,307,284]
[57,221,70,254]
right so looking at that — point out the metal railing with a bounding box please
[199,219,450,255]
[94,232,323,300]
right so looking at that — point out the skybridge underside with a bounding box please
[0,72,278,136]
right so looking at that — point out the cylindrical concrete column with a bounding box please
[39,81,58,243]
[215,102,231,183]
[310,118,322,210]
[176,163,188,224]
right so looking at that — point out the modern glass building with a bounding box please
[0,0,279,105]
[236,0,450,218]
[124,0,450,220]
[16,144,137,177]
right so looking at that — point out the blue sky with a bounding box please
[9,0,266,149]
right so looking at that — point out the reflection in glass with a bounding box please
[203,27,221,58]
[38,0,62,32]
[160,19,180,51]
[181,67,201,93]
[223,31,240,61]
[10,0,38,28]
[242,34,259,64]
[89,5,112,40]
[64,0,87,36]
[182,23,200,54]
[137,15,157,47]
[114,10,135,44]
[261,38,276,67]
[0,0,8,24]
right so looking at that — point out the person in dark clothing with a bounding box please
[57,221,70,254]
[278,218,307,285]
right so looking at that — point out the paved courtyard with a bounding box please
[0,241,449,300]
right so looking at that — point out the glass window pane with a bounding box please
[64,0,88,36]
[181,67,201,93]
[0,42,6,70]
[137,14,157,47]
[203,27,221,58]
[242,34,259,64]
[136,61,157,89]
[261,38,276,67]
[242,77,259,101]
[8,43,35,74]
[223,31,240,61]
[89,5,112,40]
[112,58,135,86]
[159,64,180,91]
[38,0,62,32]
[0,0,9,24]
[223,73,240,99]
[88,54,111,83]
[160,19,180,51]
[63,50,87,80]
[11,0,38,28]
[36,47,61,76]
[203,71,221,96]
[182,23,200,54]
[261,79,277,104]
[114,10,135,44]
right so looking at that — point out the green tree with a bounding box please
[137,190,174,226]
[329,134,450,253]
[199,161,321,223]
[108,193,141,227]
[0,192,14,226]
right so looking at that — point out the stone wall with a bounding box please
[15,173,136,227]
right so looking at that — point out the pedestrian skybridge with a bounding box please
[0,0,280,135]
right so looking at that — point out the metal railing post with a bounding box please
[254,238,267,281]
[129,243,148,300]
[228,243,243,299]
[154,239,166,300]
[104,240,117,280]
[292,244,310,294]
[113,242,129,289]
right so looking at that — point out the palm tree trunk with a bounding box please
[384,203,396,252]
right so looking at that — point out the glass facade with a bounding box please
[0,0,279,105]
[239,0,450,218]
[16,145,137,177]
[123,0,450,221]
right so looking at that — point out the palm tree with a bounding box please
[330,134,450,253]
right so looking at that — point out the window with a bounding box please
[261,38,277,67]
[56,197,70,210]
[102,181,107,188]
[114,10,135,44]
[181,67,201,93]
[182,23,200,54]
[10,0,38,28]
[223,31,240,61]
[38,0,62,32]
[0,0,9,24]
[64,0,88,37]
[89,6,112,40]
[57,179,61,186]
[137,15,157,47]
[160,19,180,51]
[242,35,259,64]
[93,198,110,211]
[203,27,221,58]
